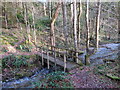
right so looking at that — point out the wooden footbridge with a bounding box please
[37,45,82,72]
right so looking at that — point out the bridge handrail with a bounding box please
[37,45,82,53]
[37,45,81,59]
[36,45,82,72]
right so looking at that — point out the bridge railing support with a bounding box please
[38,45,82,72]
[76,52,78,63]
[64,54,66,72]
[47,51,50,69]
[54,47,57,69]
[41,49,44,66]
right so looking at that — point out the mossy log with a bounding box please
[106,74,120,80]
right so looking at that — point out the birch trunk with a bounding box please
[77,0,82,48]
[85,0,90,65]
[48,0,52,19]
[73,0,78,63]
[95,0,101,50]
[71,0,73,22]
[43,2,47,16]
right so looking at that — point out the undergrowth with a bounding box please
[93,59,120,80]
[32,71,73,88]
[2,55,30,68]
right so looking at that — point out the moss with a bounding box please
[78,60,83,66]
[106,74,120,80]
[15,71,33,78]
[78,51,84,55]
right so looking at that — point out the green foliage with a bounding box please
[16,45,31,52]
[32,71,73,88]
[16,13,24,23]
[13,56,29,68]
[35,16,50,31]
[1,48,8,52]
[28,14,33,24]
[0,35,18,45]
[0,60,2,73]
[2,55,30,68]
[94,60,120,81]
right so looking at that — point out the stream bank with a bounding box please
[1,43,120,88]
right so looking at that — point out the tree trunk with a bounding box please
[73,0,78,63]
[86,0,90,52]
[77,0,82,48]
[32,4,37,45]
[24,3,31,44]
[15,9,22,30]
[3,4,8,29]
[62,0,68,47]
[50,3,61,50]
[118,2,120,43]
[95,0,101,50]
[85,0,90,65]
[71,0,73,22]
[70,0,74,45]
[48,0,52,19]
[43,2,47,16]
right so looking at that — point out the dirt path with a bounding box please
[68,66,118,88]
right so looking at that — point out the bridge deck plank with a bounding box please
[39,54,80,71]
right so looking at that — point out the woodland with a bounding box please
[0,0,120,88]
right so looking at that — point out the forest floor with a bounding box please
[1,49,120,88]
[68,65,120,88]
[1,37,119,88]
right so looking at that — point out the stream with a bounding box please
[79,43,119,65]
[1,43,119,88]
[2,68,52,88]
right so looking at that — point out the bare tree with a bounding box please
[3,3,8,29]
[77,0,82,48]
[43,2,47,16]
[50,3,61,50]
[24,3,31,43]
[48,0,52,19]
[32,4,37,45]
[95,0,101,50]
[118,1,120,60]
[62,0,68,47]
[70,0,73,22]
[15,3,23,31]
[73,0,78,63]
[85,0,90,65]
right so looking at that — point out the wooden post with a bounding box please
[54,48,57,67]
[58,48,60,57]
[64,54,66,72]
[72,51,74,61]
[76,52,78,63]
[54,51,57,71]
[47,51,50,69]
[41,49,44,66]
[66,50,68,60]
